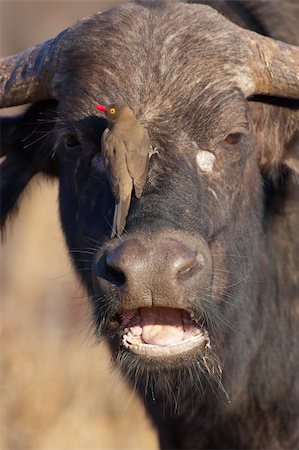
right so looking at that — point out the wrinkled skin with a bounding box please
[1,1,299,449]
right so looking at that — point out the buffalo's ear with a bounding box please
[0,100,58,228]
[248,98,299,178]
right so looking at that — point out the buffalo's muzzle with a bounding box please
[93,230,212,311]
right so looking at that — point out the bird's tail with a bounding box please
[111,196,131,237]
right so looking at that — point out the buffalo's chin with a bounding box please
[110,307,210,361]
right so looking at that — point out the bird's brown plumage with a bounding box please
[100,104,151,237]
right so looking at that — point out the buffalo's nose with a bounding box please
[106,238,198,280]
[94,232,212,309]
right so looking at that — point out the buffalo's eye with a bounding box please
[64,134,80,148]
[224,133,242,145]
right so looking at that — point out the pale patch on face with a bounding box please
[196,150,215,173]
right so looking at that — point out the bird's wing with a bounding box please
[101,128,121,202]
[125,128,150,198]
[132,158,149,198]
[125,127,151,180]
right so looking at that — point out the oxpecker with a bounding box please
[96,103,153,237]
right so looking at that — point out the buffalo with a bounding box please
[1,0,299,448]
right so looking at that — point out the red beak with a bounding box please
[96,104,107,113]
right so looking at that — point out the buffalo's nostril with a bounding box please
[177,261,196,276]
[177,254,204,278]
[105,264,126,288]
[171,245,200,278]
[96,252,126,289]
[96,239,147,292]
[106,253,127,288]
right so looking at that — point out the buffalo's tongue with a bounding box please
[140,307,184,346]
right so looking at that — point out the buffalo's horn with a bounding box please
[239,30,299,99]
[0,30,67,108]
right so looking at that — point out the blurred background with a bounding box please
[0,2,158,449]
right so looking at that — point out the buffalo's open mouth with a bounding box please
[120,307,210,357]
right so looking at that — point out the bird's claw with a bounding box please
[149,146,159,158]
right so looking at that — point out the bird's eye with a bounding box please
[64,134,80,148]
[224,133,242,145]
[109,107,116,115]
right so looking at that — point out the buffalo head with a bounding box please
[1,1,299,409]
